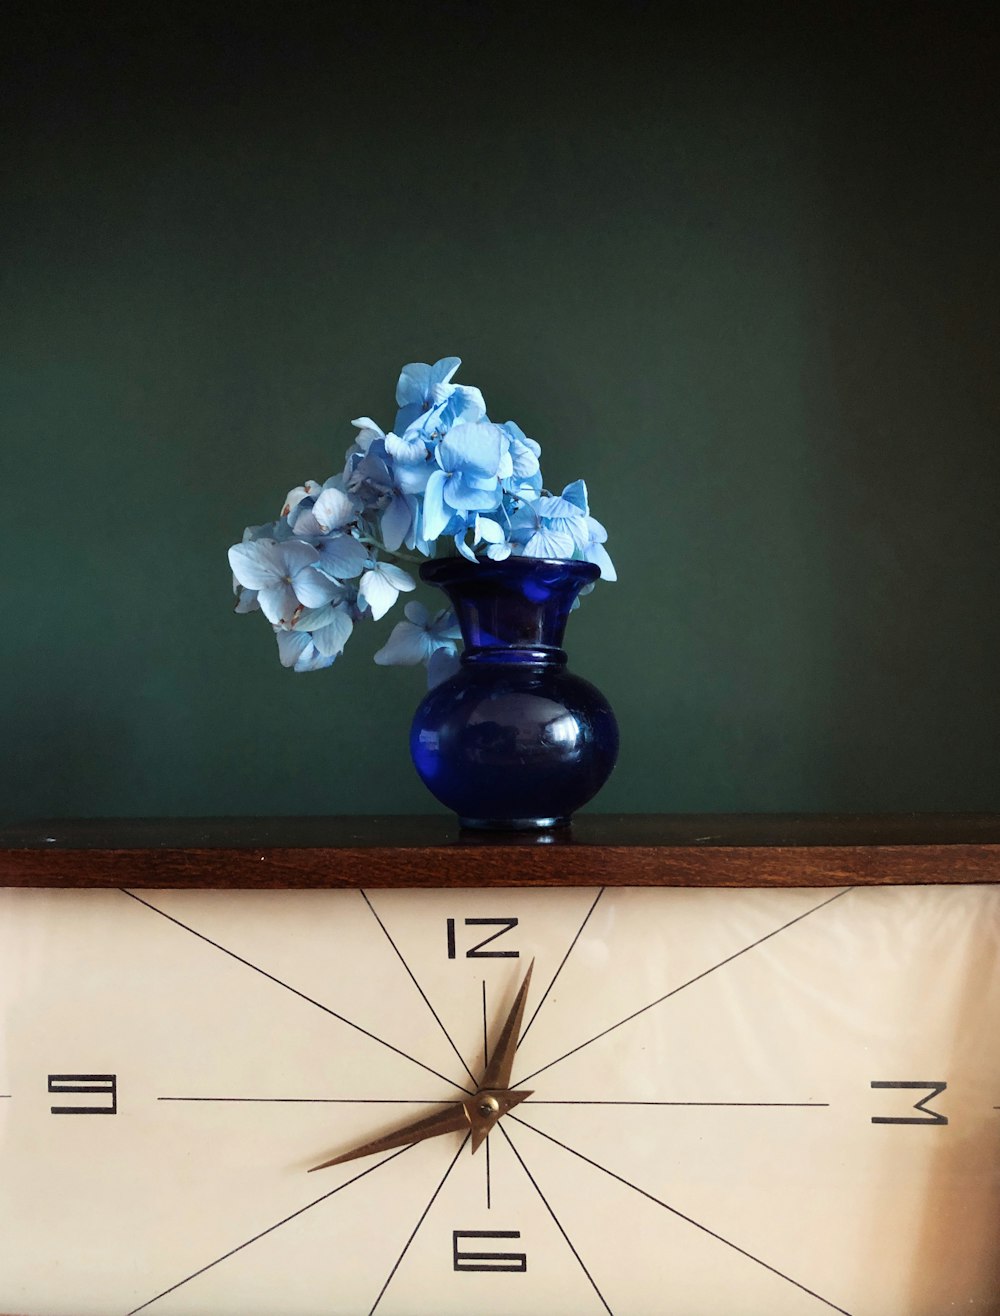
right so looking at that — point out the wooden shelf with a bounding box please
[1,814,999,888]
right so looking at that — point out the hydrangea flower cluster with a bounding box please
[227,357,615,680]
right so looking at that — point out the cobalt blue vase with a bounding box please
[410,556,619,830]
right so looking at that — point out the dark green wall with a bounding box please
[2,4,998,821]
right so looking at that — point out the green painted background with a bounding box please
[2,5,998,822]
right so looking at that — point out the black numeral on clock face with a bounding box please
[48,1073,117,1115]
[871,1080,948,1125]
[453,1229,527,1272]
[446,917,519,959]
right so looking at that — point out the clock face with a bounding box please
[1,882,999,1316]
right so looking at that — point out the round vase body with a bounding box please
[410,557,619,829]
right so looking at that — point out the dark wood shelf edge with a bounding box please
[2,842,999,888]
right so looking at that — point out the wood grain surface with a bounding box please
[1,815,999,888]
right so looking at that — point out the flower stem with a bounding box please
[357,535,424,565]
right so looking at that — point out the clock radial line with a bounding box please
[360,889,478,1085]
[518,887,604,1047]
[498,1123,614,1316]
[482,977,489,1068]
[529,1100,830,1107]
[509,1115,854,1316]
[125,1143,415,1315]
[120,889,474,1094]
[368,1132,470,1316]
[514,887,852,1087]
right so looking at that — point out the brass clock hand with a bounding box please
[308,1102,470,1172]
[310,960,536,1170]
[465,1085,534,1154]
[465,958,535,1153]
[480,957,534,1092]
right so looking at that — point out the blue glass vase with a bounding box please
[410,557,619,830]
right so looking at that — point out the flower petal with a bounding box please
[521,527,576,559]
[439,385,486,428]
[281,481,322,518]
[437,423,502,479]
[534,494,584,521]
[395,462,431,495]
[377,563,416,593]
[358,568,399,620]
[227,539,284,590]
[584,515,608,545]
[294,566,343,609]
[385,431,429,465]
[585,542,617,581]
[351,416,385,437]
[291,600,347,630]
[560,479,589,514]
[289,508,325,537]
[395,361,433,407]
[312,534,368,580]
[454,529,478,562]
[380,493,412,552]
[428,608,461,643]
[310,604,354,657]
[403,600,430,626]
[476,516,505,543]
[257,580,301,626]
[373,620,433,666]
[421,468,451,542]
[443,472,501,513]
[275,629,335,672]
[427,647,461,687]
[312,487,355,532]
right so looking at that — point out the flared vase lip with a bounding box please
[419,555,600,588]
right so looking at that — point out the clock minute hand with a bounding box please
[308,1102,470,1172]
[480,957,534,1092]
[309,960,537,1172]
[463,960,535,1155]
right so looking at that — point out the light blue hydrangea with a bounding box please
[227,356,615,675]
[422,422,507,541]
[228,539,343,627]
[394,357,486,437]
[373,601,461,677]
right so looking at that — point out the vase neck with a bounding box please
[420,557,598,660]
[462,644,567,668]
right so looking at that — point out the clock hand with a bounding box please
[310,960,537,1170]
[466,958,536,1154]
[308,1102,470,1172]
[480,958,534,1092]
[465,1085,534,1155]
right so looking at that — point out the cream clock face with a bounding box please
[2,882,1000,1316]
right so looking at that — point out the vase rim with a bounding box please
[419,555,600,587]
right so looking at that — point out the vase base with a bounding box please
[459,815,571,832]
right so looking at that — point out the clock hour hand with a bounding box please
[309,960,537,1172]
[308,1102,470,1172]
